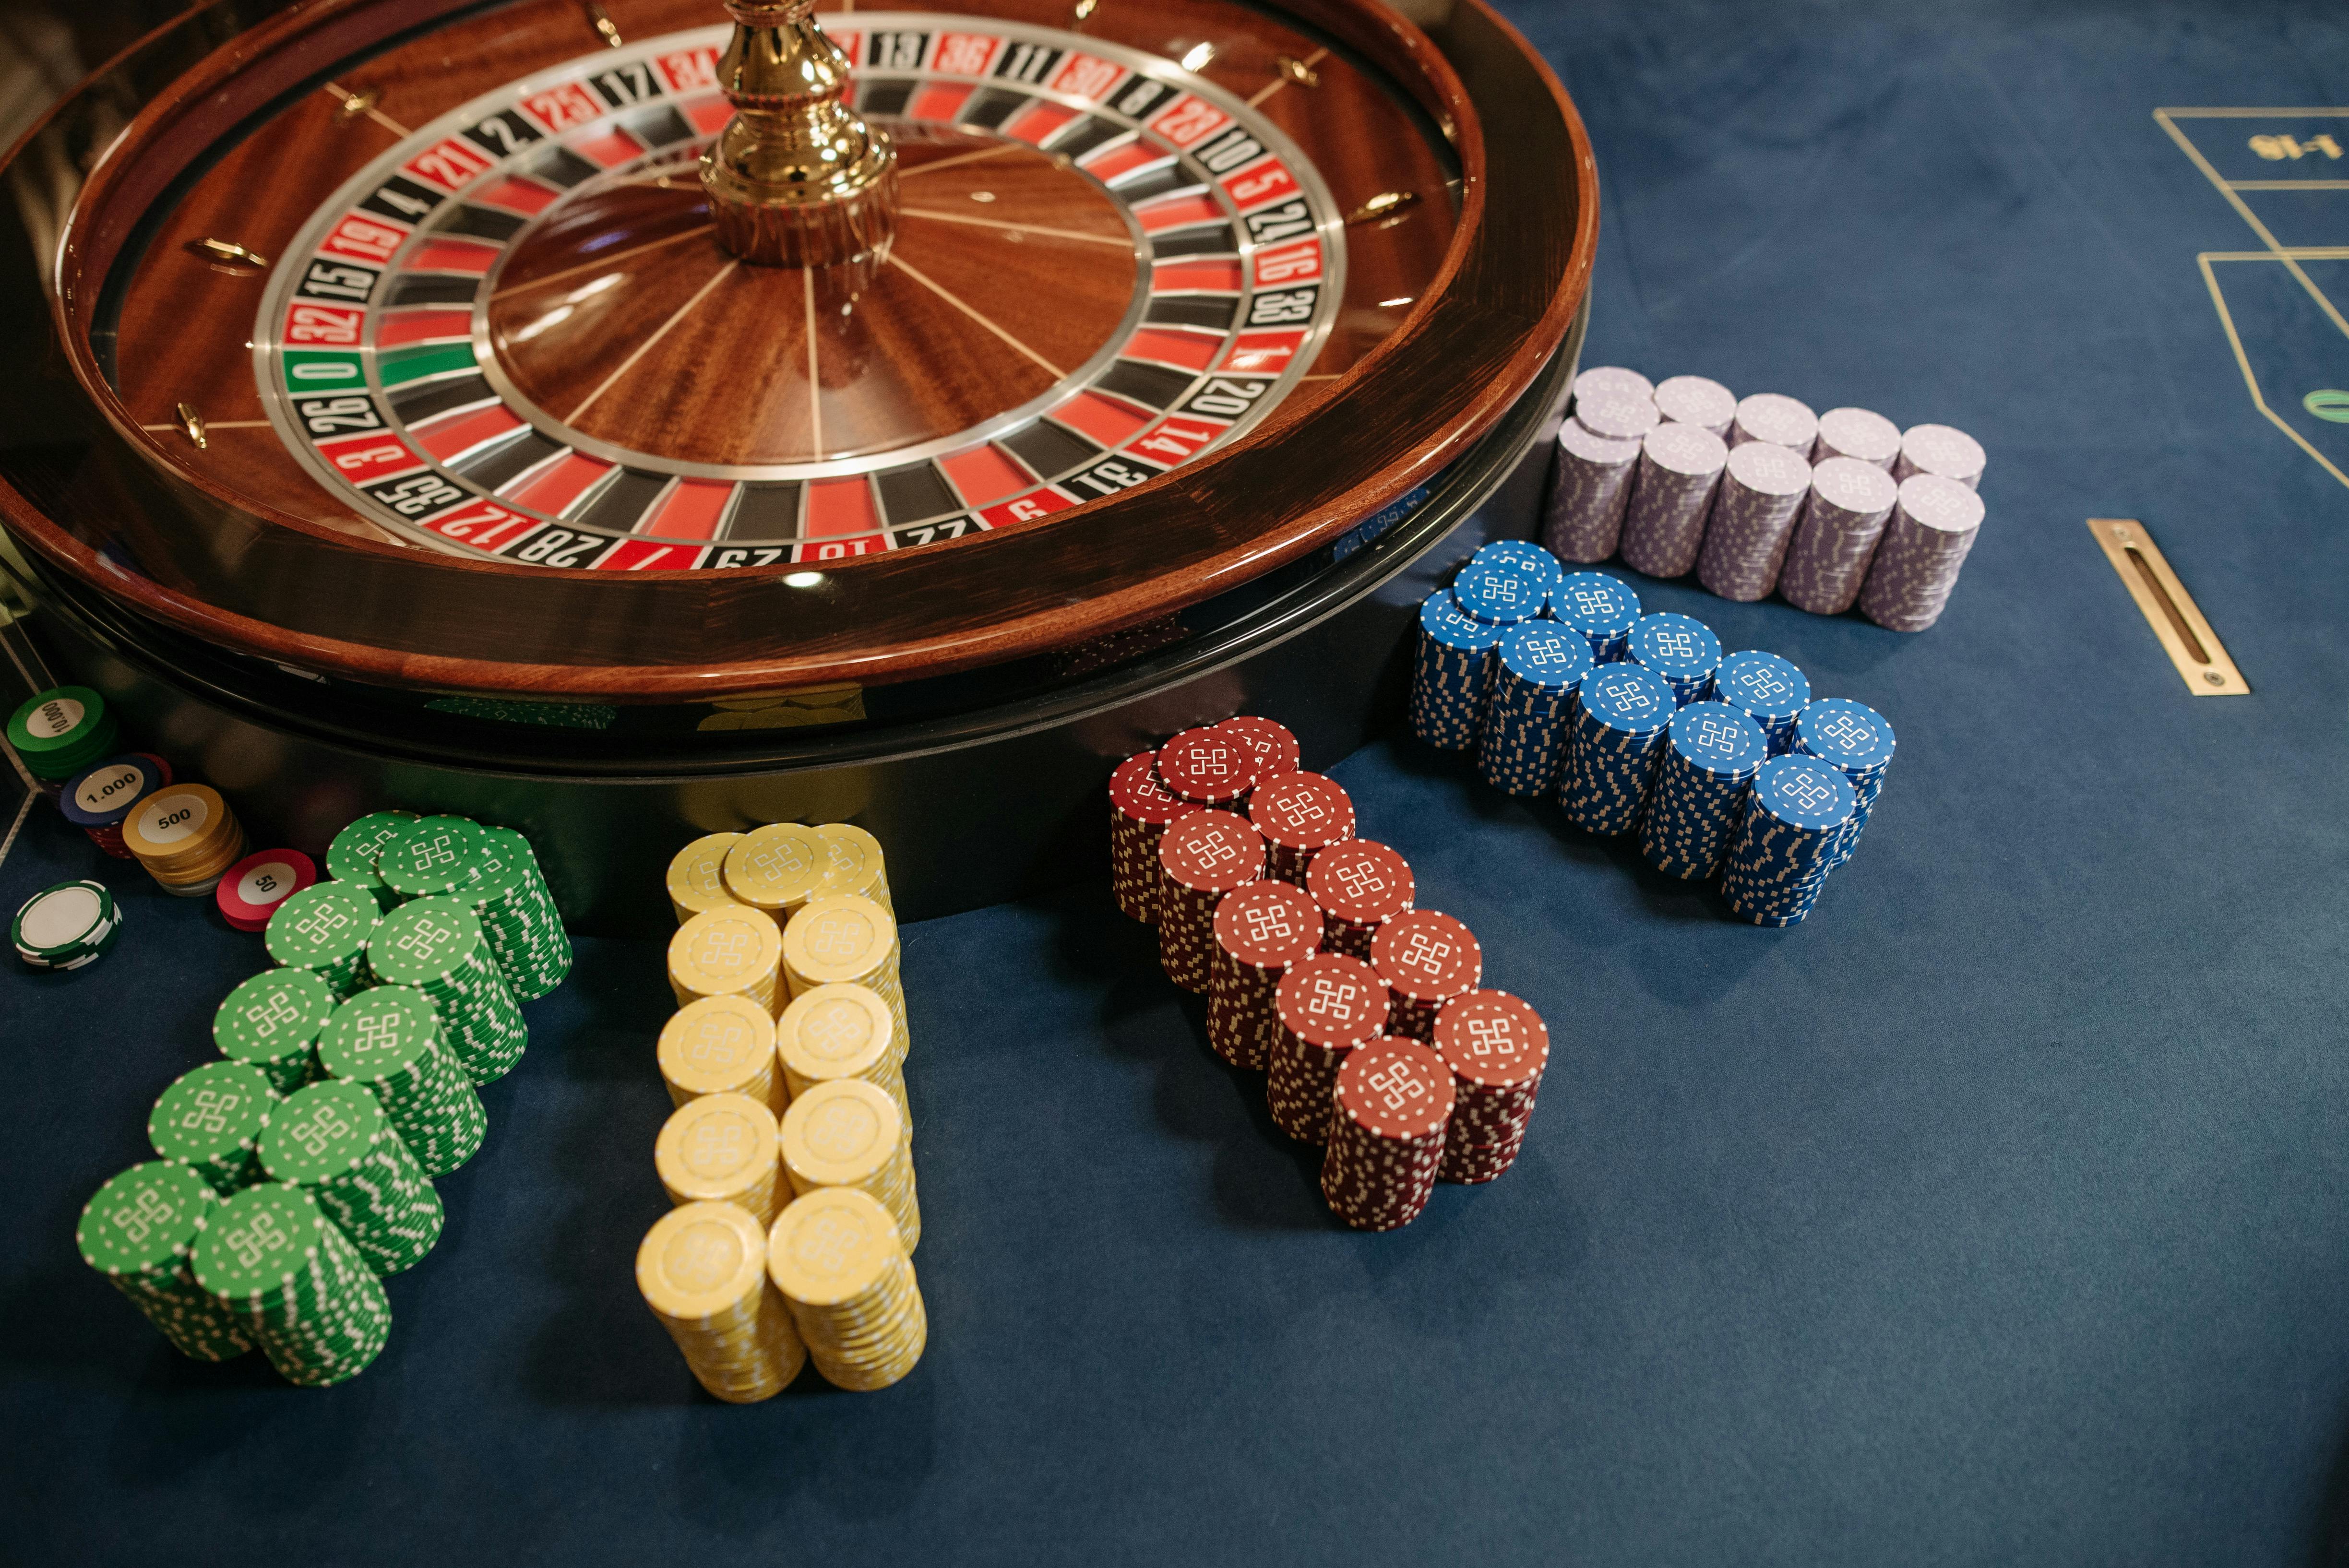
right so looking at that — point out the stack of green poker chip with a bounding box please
[7,685,119,781]
[468,825,572,1002]
[76,1161,254,1361]
[326,811,418,914]
[316,985,486,1178]
[367,895,525,1083]
[377,814,485,905]
[258,1080,443,1275]
[212,968,336,1092]
[12,879,121,971]
[263,881,382,1000]
[148,1060,281,1195]
[189,1182,392,1387]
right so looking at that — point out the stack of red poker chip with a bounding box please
[1322,1038,1455,1230]
[1249,772,1356,885]
[1305,840,1414,960]
[1432,990,1550,1183]
[1206,882,1323,1069]
[1156,811,1264,993]
[1266,952,1386,1142]
[1157,726,1261,811]
[1370,910,1481,1040]
[1215,716,1299,784]
[215,847,320,932]
[1109,751,1199,923]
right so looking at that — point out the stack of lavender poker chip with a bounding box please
[1652,375,1736,438]
[1858,475,1984,632]
[1728,393,1818,452]
[1617,423,1729,579]
[1695,441,1813,602]
[1719,756,1856,926]
[1624,612,1722,706]
[1713,650,1811,755]
[1777,457,1900,615]
[1637,701,1769,880]
[1812,407,1901,469]
[1893,423,1985,489]
[1409,591,1504,750]
[1571,365,1654,408]
[1476,621,1596,797]
[1543,422,1646,563]
[1557,663,1678,835]
[1549,571,1641,663]
[1793,699,1896,868]
[1572,395,1660,446]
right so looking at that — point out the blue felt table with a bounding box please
[8,1,2349,1563]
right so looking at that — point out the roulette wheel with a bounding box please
[0,0,1594,927]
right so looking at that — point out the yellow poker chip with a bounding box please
[776,983,895,1084]
[667,904,782,1009]
[765,1187,904,1308]
[636,1200,771,1323]
[666,832,745,925]
[779,1079,902,1190]
[814,823,892,912]
[722,824,827,916]
[782,893,896,993]
[654,1091,780,1212]
[658,995,779,1107]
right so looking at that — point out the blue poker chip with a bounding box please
[1794,699,1895,772]
[1748,755,1855,830]
[1665,701,1766,776]
[1575,663,1677,735]
[1627,613,1722,693]
[1452,560,1547,624]
[1468,540,1565,594]
[1550,572,1640,644]
[1714,650,1811,723]
[1420,588,1507,651]
[1496,620,1595,690]
[58,754,166,830]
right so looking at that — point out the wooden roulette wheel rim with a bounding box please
[0,0,1597,710]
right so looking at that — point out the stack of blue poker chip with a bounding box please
[1476,621,1595,796]
[1719,756,1856,926]
[1411,590,1506,750]
[1624,613,1723,706]
[1557,662,1678,834]
[1550,572,1642,662]
[1793,698,1896,868]
[1465,540,1564,607]
[1713,650,1812,754]
[1452,556,1549,626]
[1637,702,1768,879]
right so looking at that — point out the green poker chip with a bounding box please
[212,968,336,1092]
[316,985,486,1178]
[470,825,572,1001]
[7,686,119,781]
[368,896,527,1084]
[327,811,418,912]
[76,1162,254,1362]
[189,1182,393,1386]
[12,879,119,970]
[264,881,381,998]
[259,1080,443,1275]
[148,1060,281,1195]
[378,815,485,902]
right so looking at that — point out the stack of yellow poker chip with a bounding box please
[637,1200,806,1403]
[657,995,782,1113]
[122,784,247,896]
[665,832,743,925]
[722,823,827,921]
[782,894,906,1045]
[776,983,907,1128]
[654,1091,784,1225]
[814,823,894,915]
[780,1079,920,1252]
[667,904,783,1014]
[766,1187,927,1391]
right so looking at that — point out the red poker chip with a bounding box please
[1158,810,1264,893]
[1432,990,1550,1090]
[1215,715,1300,780]
[1274,952,1387,1049]
[1306,840,1414,925]
[1333,1038,1456,1140]
[1249,772,1356,851]
[1110,750,1197,826]
[1371,910,1482,1004]
[216,847,319,932]
[1157,726,1259,804]
[1213,882,1323,968]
